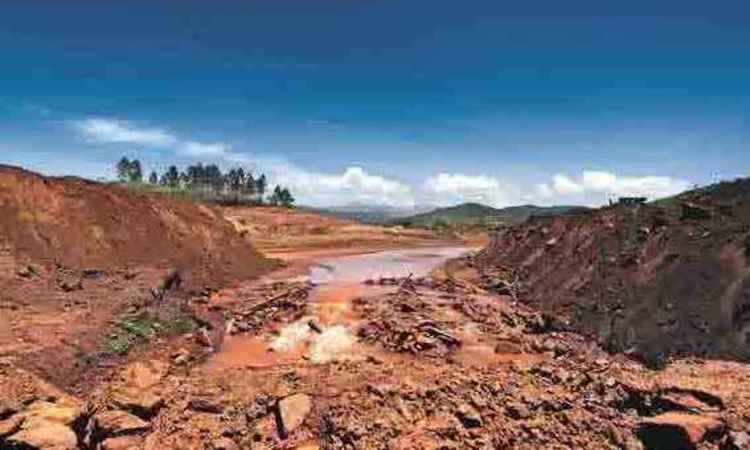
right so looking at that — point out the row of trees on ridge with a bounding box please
[116,157,295,207]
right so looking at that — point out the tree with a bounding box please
[116,157,131,182]
[179,170,190,189]
[279,187,295,208]
[148,171,158,184]
[115,157,143,183]
[227,168,242,196]
[245,173,256,198]
[256,174,267,203]
[204,164,223,195]
[160,165,180,189]
[268,185,283,206]
[130,159,143,183]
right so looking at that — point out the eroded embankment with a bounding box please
[0,165,274,283]
[474,178,750,364]
[0,165,275,391]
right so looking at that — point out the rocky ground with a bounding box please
[2,266,748,449]
[2,168,749,449]
[474,178,750,364]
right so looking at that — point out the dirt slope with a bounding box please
[223,205,453,258]
[475,178,750,364]
[0,165,274,285]
[0,166,274,389]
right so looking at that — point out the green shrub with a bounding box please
[103,306,199,356]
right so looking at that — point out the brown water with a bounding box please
[206,246,472,370]
[308,246,472,284]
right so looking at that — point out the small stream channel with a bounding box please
[207,246,472,369]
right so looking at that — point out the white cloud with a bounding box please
[552,174,585,195]
[544,170,690,201]
[179,141,229,156]
[70,117,233,158]
[243,158,416,208]
[71,118,177,147]
[422,173,519,207]
[534,183,554,199]
[68,116,415,208]
[66,117,692,208]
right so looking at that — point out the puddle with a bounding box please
[308,247,471,283]
[209,246,472,369]
[206,336,305,370]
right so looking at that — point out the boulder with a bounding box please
[276,393,312,438]
[7,421,78,449]
[188,398,224,414]
[110,388,164,419]
[455,403,483,428]
[506,402,531,420]
[4,400,83,449]
[100,435,144,450]
[109,360,168,419]
[0,415,24,437]
[657,390,722,413]
[96,409,150,436]
[637,412,724,449]
[121,360,168,390]
[23,401,81,426]
[494,340,523,354]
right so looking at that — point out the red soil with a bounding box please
[476,178,750,364]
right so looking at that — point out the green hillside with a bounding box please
[392,202,590,229]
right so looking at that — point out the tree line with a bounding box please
[116,157,295,207]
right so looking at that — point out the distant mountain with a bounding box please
[301,204,431,224]
[391,202,591,228]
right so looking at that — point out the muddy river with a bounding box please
[307,246,473,284]
[207,246,472,369]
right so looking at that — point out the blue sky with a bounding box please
[1,0,748,207]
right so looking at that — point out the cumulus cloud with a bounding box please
[537,170,690,202]
[67,117,692,208]
[422,173,519,207]
[69,116,417,208]
[179,141,229,156]
[70,117,231,159]
[237,157,416,208]
[552,174,585,195]
[71,118,177,147]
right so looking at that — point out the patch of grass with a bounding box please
[103,305,199,356]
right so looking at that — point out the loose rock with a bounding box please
[276,393,312,438]
[637,412,724,449]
